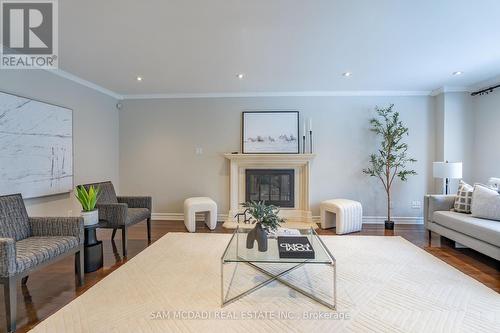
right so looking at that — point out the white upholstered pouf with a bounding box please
[320,199,363,234]
[183,197,217,232]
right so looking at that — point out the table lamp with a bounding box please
[433,161,463,194]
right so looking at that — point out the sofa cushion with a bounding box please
[454,180,473,213]
[433,211,500,247]
[471,184,500,221]
[15,236,79,273]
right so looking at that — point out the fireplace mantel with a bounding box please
[224,153,315,162]
[223,153,315,226]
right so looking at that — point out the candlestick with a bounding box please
[302,135,306,154]
[309,130,313,153]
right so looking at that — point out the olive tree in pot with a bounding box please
[363,104,417,230]
[75,185,101,226]
[243,201,284,252]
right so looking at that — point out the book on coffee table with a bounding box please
[277,236,315,259]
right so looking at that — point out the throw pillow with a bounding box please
[471,184,500,221]
[454,180,473,213]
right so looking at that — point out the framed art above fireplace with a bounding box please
[242,111,299,154]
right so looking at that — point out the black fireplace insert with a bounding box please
[245,169,294,207]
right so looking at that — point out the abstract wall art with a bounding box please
[242,111,299,154]
[0,91,73,198]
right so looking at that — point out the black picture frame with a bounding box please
[241,111,300,154]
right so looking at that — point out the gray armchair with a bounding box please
[82,181,152,257]
[0,194,84,333]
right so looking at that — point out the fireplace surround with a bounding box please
[224,153,315,226]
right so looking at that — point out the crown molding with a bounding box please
[122,90,432,99]
[430,86,471,96]
[48,69,124,100]
[44,67,487,101]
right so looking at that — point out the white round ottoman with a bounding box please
[320,199,362,234]
[183,197,217,233]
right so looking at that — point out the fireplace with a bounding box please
[245,169,294,207]
[224,153,315,225]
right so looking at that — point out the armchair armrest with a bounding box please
[97,203,128,227]
[117,196,152,211]
[0,238,17,277]
[424,195,456,228]
[29,217,84,245]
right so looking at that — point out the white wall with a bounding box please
[0,70,120,216]
[120,96,434,220]
[433,92,474,193]
[472,89,500,183]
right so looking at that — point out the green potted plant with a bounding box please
[363,104,417,230]
[75,185,101,226]
[242,200,284,252]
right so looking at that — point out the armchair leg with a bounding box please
[111,228,117,240]
[122,228,128,257]
[147,218,152,243]
[21,276,28,285]
[3,277,17,333]
[75,247,84,286]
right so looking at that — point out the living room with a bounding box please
[0,1,499,332]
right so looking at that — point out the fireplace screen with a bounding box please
[245,169,294,207]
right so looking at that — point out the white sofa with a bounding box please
[424,194,500,260]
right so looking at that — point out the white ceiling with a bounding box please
[59,0,500,96]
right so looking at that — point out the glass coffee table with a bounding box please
[221,226,336,310]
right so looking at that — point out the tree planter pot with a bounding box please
[81,209,99,226]
[384,220,394,230]
[246,222,268,252]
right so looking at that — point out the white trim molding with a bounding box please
[430,86,471,96]
[48,69,124,100]
[152,213,424,225]
[361,216,423,224]
[152,213,228,221]
[40,68,495,101]
[123,90,431,100]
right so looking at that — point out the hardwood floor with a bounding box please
[1,220,499,332]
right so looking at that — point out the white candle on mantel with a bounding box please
[309,118,312,131]
[303,122,306,136]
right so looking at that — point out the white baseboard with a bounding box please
[152,213,229,221]
[361,216,424,224]
[151,213,423,224]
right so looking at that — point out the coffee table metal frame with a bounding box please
[221,226,336,310]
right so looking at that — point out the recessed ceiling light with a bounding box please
[452,71,463,76]
[136,76,143,81]
[342,72,352,77]
[236,73,245,79]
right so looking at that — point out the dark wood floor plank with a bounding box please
[1,220,498,332]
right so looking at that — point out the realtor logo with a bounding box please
[1,0,58,68]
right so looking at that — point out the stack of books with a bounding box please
[270,228,315,259]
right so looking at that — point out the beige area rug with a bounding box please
[30,234,500,333]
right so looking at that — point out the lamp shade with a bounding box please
[433,162,463,179]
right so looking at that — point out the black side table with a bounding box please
[84,222,105,273]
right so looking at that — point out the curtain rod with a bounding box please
[471,84,500,96]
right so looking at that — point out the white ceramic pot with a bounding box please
[81,209,99,226]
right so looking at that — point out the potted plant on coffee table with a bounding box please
[75,185,101,226]
[243,200,284,252]
[363,104,417,230]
